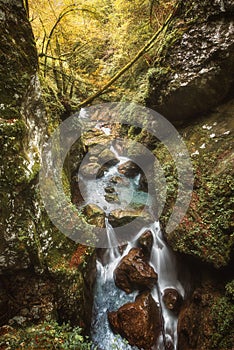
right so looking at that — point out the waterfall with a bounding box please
[91,220,138,350]
[149,222,184,349]
[91,220,183,350]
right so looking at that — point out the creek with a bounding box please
[77,112,185,350]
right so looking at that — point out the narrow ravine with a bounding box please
[77,111,185,350]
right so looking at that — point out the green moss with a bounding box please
[0,1,38,118]
[225,280,234,301]
[151,106,234,268]
[210,293,234,349]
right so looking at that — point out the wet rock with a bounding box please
[118,160,141,178]
[137,230,153,259]
[163,288,183,314]
[165,339,174,350]
[108,291,161,350]
[79,162,105,178]
[114,247,158,293]
[109,208,153,228]
[98,149,119,167]
[138,173,148,192]
[110,175,130,186]
[104,186,115,193]
[104,193,120,203]
[81,204,105,228]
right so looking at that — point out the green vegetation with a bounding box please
[211,283,234,349]
[0,321,94,349]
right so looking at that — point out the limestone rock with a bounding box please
[145,1,234,122]
[108,291,161,350]
[114,247,158,293]
[109,208,153,228]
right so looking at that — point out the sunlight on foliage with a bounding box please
[28,0,175,105]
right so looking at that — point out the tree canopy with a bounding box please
[29,0,175,107]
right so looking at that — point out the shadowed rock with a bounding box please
[137,230,153,260]
[99,149,119,167]
[118,160,141,178]
[163,288,183,314]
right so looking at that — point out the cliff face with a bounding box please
[0,0,95,331]
[145,1,234,349]
[145,0,234,123]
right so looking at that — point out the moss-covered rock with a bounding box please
[178,271,234,350]
[154,99,233,268]
[0,0,38,119]
[0,0,95,333]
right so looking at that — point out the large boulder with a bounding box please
[114,247,158,293]
[79,162,105,178]
[145,0,234,123]
[108,291,161,350]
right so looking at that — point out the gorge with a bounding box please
[0,0,233,349]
